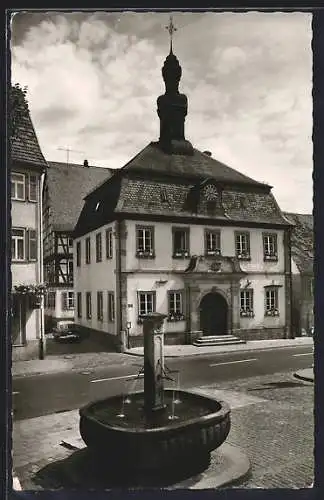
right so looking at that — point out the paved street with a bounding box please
[13,345,313,420]
[13,369,314,490]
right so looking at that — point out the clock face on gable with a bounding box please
[203,184,219,201]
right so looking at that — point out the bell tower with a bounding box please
[157,16,193,155]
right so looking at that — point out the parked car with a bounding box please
[53,322,82,343]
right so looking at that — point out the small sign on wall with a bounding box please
[128,304,133,308]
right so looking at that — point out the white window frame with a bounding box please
[172,227,190,257]
[168,291,184,321]
[235,232,250,259]
[12,228,25,261]
[138,291,156,319]
[240,289,254,317]
[205,229,221,255]
[136,226,154,257]
[263,233,278,260]
[265,287,279,316]
[11,173,26,201]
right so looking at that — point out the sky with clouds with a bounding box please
[11,11,312,213]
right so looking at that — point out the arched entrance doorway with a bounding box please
[199,292,228,336]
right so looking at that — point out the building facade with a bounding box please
[11,89,48,360]
[73,45,293,350]
[43,160,112,331]
[284,212,314,336]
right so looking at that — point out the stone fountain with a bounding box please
[79,313,231,481]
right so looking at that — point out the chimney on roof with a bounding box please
[84,159,89,167]
[203,150,212,157]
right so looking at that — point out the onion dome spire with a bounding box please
[156,15,193,155]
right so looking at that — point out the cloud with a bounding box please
[10,11,312,212]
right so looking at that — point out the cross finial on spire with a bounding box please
[165,15,177,53]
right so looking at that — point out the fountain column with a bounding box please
[142,312,167,414]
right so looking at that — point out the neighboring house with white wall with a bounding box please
[284,212,314,336]
[11,88,47,360]
[43,160,112,331]
[73,45,293,351]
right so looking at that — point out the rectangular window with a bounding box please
[11,173,25,201]
[96,233,102,262]
[68,238,73,247]
[263,233,278,261]
[77,292,82,318]
[138,291,156,320]
[173,228,190,258]
[62,291,74,310]
[12,228,25,261]
[97,291,103,321]
[136,226,154,257]
[28,229,37,261]
[108,292,115,322]
[205,230,221,256]
[106,229,113,259]
[28,175,37,202]
[86,292,92,319]
[240,289,254,317]
[265,287,279,316]
[76,241,81,267]
[235,232,250,259]
[168,291,184,321]
[85,237,91,264]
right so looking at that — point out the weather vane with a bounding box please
[165,15,177,53]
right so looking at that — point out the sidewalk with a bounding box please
[126,337,313,358]
[294,368,314,383]
[12,337,313,378]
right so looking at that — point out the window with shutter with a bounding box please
[28,230,37,261]
[61,292,67,311]
[28,175,37,202]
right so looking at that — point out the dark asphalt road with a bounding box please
[12,346,313,421]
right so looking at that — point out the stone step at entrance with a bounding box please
[193,335,246,347]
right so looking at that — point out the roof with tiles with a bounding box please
[74,156,289,237]
[283,212,313,274]
[11,103,47,169]
[46,161,113,231]
[121,142,269,187]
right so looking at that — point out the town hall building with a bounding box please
[73,32,293,351]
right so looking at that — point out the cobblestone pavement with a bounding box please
[204,371,314,489]
[12,370,314,490]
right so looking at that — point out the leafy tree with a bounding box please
[9,83,29,140]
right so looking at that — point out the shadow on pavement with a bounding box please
[33,448,210,490]
[45,337,114,356]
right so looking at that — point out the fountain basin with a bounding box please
[79,389,231,472]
